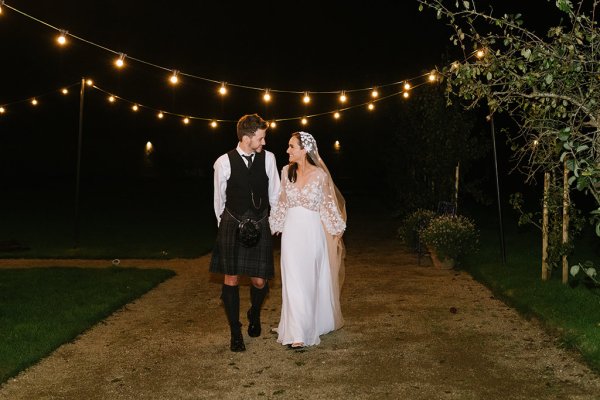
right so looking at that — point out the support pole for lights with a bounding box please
[74,78,85,247]
[489,115,507,264]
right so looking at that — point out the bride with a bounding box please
[269,131,346,348]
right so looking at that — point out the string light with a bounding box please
[403,91,410,99]
[219,83,227,95]
[56,30,68,46]
[31,98,38,106]
[157,111,164,119]
[61,88,69,95]
[3,4,453,103]
[86,79,93,86]
[303,92,311,104]
[334,140,341,151]
[476,48,486,59]
[368,103,375,111]
[169,70,179,85]
[108,95,116,103]
[333,111,341,119]
[114,53,126,68]
[269,121,277,128]
[183,117,190,124]
[403,82,411,91]
[263,89,271,102]
[210,120,218,128]
[371,89,379,98]
[0,107,5,114]
[132,104,139,111]
[339,91,347,103]
[301,117,308,125]
[428,71,437,82]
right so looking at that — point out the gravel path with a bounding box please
[1,206,599,399]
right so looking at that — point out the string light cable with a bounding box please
[2,2,439,96]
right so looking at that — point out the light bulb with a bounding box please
[57,31,68,46]
[132,104,139,111]
[263,90,271,102]
[61,88,69,95]
[403,92,410,99]
[368,103,375,110]
[169,70,179,85]
[115,53,126,68]
[211,120,218,128]
[339,92,347,103]
[31,98,38,106]
[303,92,310,104]
[0,107,5,114]
[86,79,93,86]
[334,112,340,119]
[219,83,227,95]
[158,112,164,119]
[108,95,116,103]
[269,121,277,128]
[183,117,190,124]
[403,82,411,91]
[301,117,308,125]
[371,89,379,98]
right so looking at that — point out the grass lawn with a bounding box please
[0,266,175,383]
[0,178,216,259]
[463,214,600,372]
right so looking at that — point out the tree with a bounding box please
[384,83,488,213]
[417,0,600,235]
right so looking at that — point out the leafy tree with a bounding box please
[417,0,600,235]
[384,83,488,213]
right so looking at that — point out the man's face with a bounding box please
[249,129,267,153]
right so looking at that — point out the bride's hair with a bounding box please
[288,132,316,183]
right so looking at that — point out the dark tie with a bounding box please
[242,154,253,169]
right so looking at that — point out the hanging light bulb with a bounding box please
[368,103,375,111]
[301,117,308,125]
[339,91,347,103]
[333,111,341,119]
[428,71,437,82]
[269,121,277,128]
[157,111,164,119]
[476,48,486,59]
[334,140,341,151]
[132,104,139,111]
[403,82,411,91]
[31,98,38,106]
[108,95,116,103]
[86,79,93,86]
[303,92,311,104]
[210,120,218,128]
[169,70,179,85]
[61,88,69,95]
[183,117,190,124]
[57,30,68,46]
[115,53,126,68]
[219,83,227,95]
[403,91,410,99]
[371,88,379,98]
[263,89,271,102]
[0,107,5,114]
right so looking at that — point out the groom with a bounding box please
[209,113,280,352]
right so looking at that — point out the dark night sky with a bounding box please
[0,1,563,183]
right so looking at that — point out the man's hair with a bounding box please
[237,114,268,141]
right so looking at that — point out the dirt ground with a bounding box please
[1,203,600,399]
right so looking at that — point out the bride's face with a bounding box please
[287,137,306,163]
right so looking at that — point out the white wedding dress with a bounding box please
[269,165,346,346]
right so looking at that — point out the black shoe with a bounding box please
[230,332,246,352]
[247,309,261,337]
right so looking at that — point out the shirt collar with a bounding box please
[236,144,254,157]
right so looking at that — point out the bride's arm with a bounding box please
[268,166,289,234]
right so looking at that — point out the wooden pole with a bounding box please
[454,162,460,213]
[74,78,85,248]
[562,160,570,284]
[542,172,550,281]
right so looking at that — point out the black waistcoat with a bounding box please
[225,150,269,216]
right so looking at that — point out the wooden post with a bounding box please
[454,162,460,213]
[562,160,570,284]
[542,172,550,281]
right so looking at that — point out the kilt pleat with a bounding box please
[209,209,274,278]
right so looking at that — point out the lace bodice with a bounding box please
[269,165,346,235]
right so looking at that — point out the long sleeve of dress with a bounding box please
[319,174,346,236]
[269,166,289,233]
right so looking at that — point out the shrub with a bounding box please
[398,209,436,249]
[421,214,479,262]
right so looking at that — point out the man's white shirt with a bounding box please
[213,144,280,225]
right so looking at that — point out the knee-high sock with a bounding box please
[221,284,241,335]
[249,281,269,322]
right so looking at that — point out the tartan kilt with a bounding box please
[209,208,274,279]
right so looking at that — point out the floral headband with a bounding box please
[299,131,318,153]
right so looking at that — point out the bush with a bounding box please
[398,209,436,248]
[421,214,479,262]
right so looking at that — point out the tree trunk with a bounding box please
[562,160,570,284]
[542,172,550,281]
[454,162,460,213]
